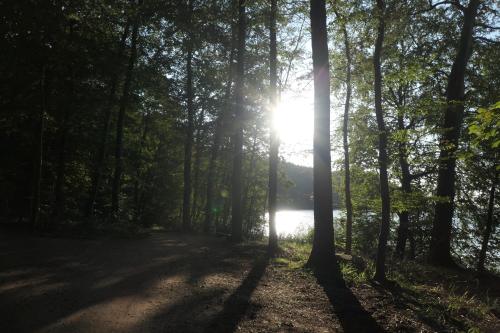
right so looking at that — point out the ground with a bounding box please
[0,231,498,333]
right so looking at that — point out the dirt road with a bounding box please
[2,231,478,333]
[0,232,338,332]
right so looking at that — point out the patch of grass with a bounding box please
[339,261,373,285]
[275,241,311,269]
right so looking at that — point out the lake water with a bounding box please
[265,209,342,237]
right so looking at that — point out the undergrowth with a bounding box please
[276,240,499,333]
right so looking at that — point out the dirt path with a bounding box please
[1,231,492,333]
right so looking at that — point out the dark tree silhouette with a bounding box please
[373,0,391,282]
[306,0,337,270]
[182,0,195,232]
[31,66,47,228]
[111,6,140,216]
[429,0,480,267]
[230,0,246,242]
[86,21,130,218]
[268,0,279,252]
[477,171,497,272]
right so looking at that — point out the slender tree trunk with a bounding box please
[477,172,497,272]
[111,13,140,217]
[134,114,148,220]
[395,112,412,259]
[268,0,279,252]
[53,26,75,222]
[230,0,246,242]
[204,58,233,233]
[191,109,205,224]
[373,0,391,282]
[86,22,130,218]
[429,0,480,267]
[408,229,416,260]
[340,17,353,255]
[203,0,237,234]
[306,0,337,271]
[53,94,70,222]
[31,66,47,229]
[182,0,195,232]
[242,128,258,224]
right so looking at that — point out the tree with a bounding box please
[86,21,131,218]
[429,0,481,267]
[268,0,279,252]
[31,66,47,228]
[111,2,141,217]
[373,0,391,282]
[230,0,246,242]
[333,7,354,255]
[306,0,337,271]
[182,0,195,232]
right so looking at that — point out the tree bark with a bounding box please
[86,21,130,218]
[429,0,480,267]
[191,109,205,224]
[52,85,71,222]
[182,0,195,232]
[268,0,279,252]
[477,172,497,272]
[203,0,237,234]
[230,0,246,242]
[111,11,140,217]
[31,66,47,229]
[53,23,76,222]
[340,15,353,255]
[395,112,412,259]
[203,49,234,233]
[373,0,391,282]
[306,0,337,271]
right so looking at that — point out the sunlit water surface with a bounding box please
[265,210,342,237]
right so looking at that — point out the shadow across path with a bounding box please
[314,264,385,333]
[204,255,269,333]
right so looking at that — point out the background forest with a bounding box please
[0,0,499,274]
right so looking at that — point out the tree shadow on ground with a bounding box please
[313,264,385,333]
[204,255,269,333]
[0,232,265,333]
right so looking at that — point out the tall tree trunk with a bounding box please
[340,16,353,255]
[373,0,391,282]
[243,127,258,225]
[182,0,195,232]
[429,0,480,267]
[111,12,140,217]
[306,0,336,271]
[191,109,205,224]
[395,112,412,259]
[268,0,279,252]
[477,171,497,272]
[133,114,148,220]
[86,21,130,218]
[204,55,234,233]
[53,92,71,222]
[230,0,246,242]
[203,0,237,234]
[53,24,75,222]
[31,66,47,229]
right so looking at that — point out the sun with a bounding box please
[273,96,313,143]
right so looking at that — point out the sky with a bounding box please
[275,80,344,167]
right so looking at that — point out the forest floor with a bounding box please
[0,230,499,333]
